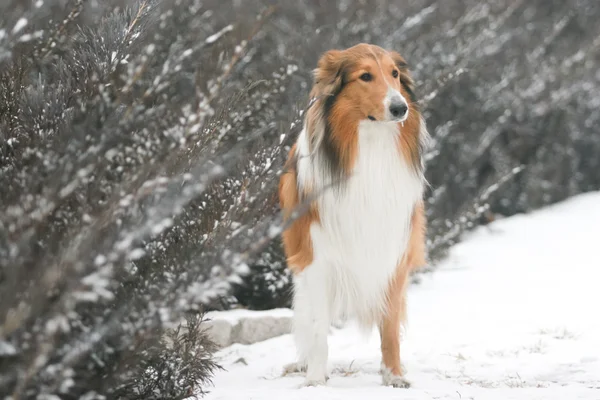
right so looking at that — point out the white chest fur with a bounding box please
[295,121,424,329]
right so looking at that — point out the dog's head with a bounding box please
[305,43,425,176]
[311,43,417,124]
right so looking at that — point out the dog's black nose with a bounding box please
[389,102,408,119]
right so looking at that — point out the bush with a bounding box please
[1,0,288,397]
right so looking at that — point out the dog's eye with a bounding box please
[392,70,399,78]
[359,72,372,82]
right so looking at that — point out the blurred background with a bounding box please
[1,0,599,398]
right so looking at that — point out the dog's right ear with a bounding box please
[312,49,347,97]
[306,49,347,154]
[389,51,417,104]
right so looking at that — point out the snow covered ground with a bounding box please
[202,191,600,400]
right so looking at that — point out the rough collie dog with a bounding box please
[278,43,429,388]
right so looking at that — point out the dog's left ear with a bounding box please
[390,51,417,104]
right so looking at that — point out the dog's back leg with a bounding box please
[379,266,410,388]
[379,202,426,388]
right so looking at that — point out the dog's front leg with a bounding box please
[289,265,331,387]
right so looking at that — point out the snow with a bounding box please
[202,191,600,399]
[205,25,234,45]
[12,18,27,34]
[205,308,293,324]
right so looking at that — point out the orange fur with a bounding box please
[396,102,422,169]
[390,51,422,169]
[404,202,428,271]
[279,144,319,274]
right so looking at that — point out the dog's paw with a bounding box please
[300,377,327,387]
[384,375,411,388]
[282,362,306,376]
[381,365,410,388]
